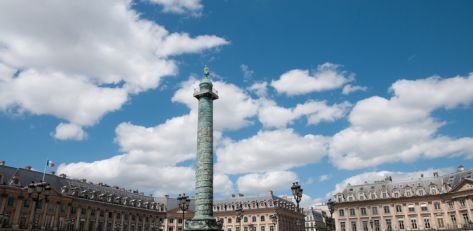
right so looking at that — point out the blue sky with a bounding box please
[1,0,473,206]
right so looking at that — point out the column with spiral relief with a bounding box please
[185,66,220,231]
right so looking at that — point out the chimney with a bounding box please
[59,173,67,178]
[433,172,439,177]
[81,178,87,183]
[420,174,424,178]
[25,165,32,170]
[458,165,465,172]
[50,171,55,175]
[231,194,236,198]
[0,160,5,166]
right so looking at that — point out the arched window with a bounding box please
[244,217,248,223]
[260,216,265,222]
[252,216,256,222]
[227,218,232,223]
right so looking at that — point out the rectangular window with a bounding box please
[351,221,357,231]
[424,218,430,229]
[437,218,444,228]
[463,213,469,223]
[399,220,404,230]
[169,218,174,224]
[434,202,441,210]
[460,199,466,208]
[448,201,454,209]
[340,222,346,231]
[451,214,457,224]
[178,219,182,224]
[361,208,367,216]
[362,221,368,231]
[374,220,380,231]
[408,205,415,213]
[23,199,30,208]
[411,219,417,229]
[384,206,390,214]
[7,196,14,207]
[350,208,356,216]
[421,204,428,212]
[339,209,345,217]
[395,205,402,213]
[372,207,378,215]
[260,227,264,231]
[268,227,272,231]
[386,219,392,231]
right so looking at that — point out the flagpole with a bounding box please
[42,159,47,182]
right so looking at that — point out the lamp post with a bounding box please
[235,203,243,231]
[248,223,254,231]
[291,182,303,231]
[326,199,335,231]
[291,182,303,210]
[177,193,190,229]
[269,214,278,231]
[26,181,51,230]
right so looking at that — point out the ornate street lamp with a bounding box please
[269,214,278,231]
[235,203,243,231]
[326,199,335,231]
[26,181,51,230]
[291,182,303,210]
[177,193,190,228]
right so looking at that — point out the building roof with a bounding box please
[334,165,473,202]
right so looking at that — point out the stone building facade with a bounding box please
[0,162,304,231]
[164,193,304,231]
[332,165,473,231]
[304,207,327,231]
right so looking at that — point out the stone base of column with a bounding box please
[184,218,222,231]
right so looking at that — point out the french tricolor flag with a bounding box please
[46,160,56,167]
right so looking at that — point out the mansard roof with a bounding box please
[334,166,473,202]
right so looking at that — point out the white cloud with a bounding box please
[249,82,268,98]
[240,64,254,80]
[342,84,367,95]
[329,168,454,197]
[319,174,330,182]
[257,99,351,128]
[53,123,87,141]
[149,0,203,16]
[215,174,234,195]
[58,155,195,195]
[59,78,258,194]
[0,0,227,136]
[271,63,353,96]
[216,129,328,174]
[1,70,128,126]
[330,74,473,169]
[237,171,298,195]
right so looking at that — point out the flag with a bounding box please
[46,160,56,167]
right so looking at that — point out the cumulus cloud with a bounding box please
[58,155,195,195]
[271,63,353,96]
[53,123,87,141]
[149,0,203,16]
[237,171,298,194]
[215,174,234,195]
[0,0,228,137]
[329,168,454,197]
[257,99,351,128]
[216,129,328,174]
[59,78,257,193]
[330,74,473,169]
[342,84,367,95]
